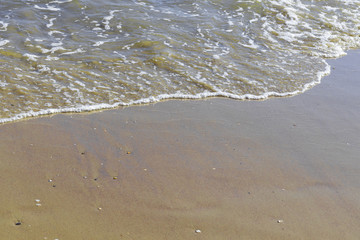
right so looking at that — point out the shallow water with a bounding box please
[1,0,360,123]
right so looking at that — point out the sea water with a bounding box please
[1,0,360,123]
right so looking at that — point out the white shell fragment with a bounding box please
[195,229,202,233]
[35,199,42,207]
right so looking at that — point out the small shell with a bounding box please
[195,229,201,233]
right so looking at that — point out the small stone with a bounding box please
[277,220,284,223]
[35,199,41,202]
[15,221,21,226]
[52,185,56,188]
[195,229,201,233]
[113,177,117,180]
[98,207,102,211]
[36,203,42,207]
[126,151,131,155]
[81,152,85,155]
[48,179,53,182]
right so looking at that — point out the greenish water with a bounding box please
[1,0,360,123]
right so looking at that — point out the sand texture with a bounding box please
[1,51,360,239]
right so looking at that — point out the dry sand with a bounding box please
[1,50,360,239]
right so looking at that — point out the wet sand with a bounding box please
[1,50,360,239]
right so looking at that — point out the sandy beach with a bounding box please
[1,50,360,239]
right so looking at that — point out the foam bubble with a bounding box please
[0,40,9,47]
[23,53,39,61]
[103,10,120,30]
[0,21,9,31]
[46,18,57,28]
[93,41,105,47]
[45,56,60,61]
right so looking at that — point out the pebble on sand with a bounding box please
[195,229,202,233]
[277,220,284,223]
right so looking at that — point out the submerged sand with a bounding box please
[1,50,360,239]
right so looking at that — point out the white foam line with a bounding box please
[60,48,86,55]
[50,0,72,3]
[48,30,65,36]
[34,4,61,11]
[40,46,65,54]
[46,18,57,28]
[0,61,331,124]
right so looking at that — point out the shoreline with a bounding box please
[0,50,360,239]
[0,59,332,125]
